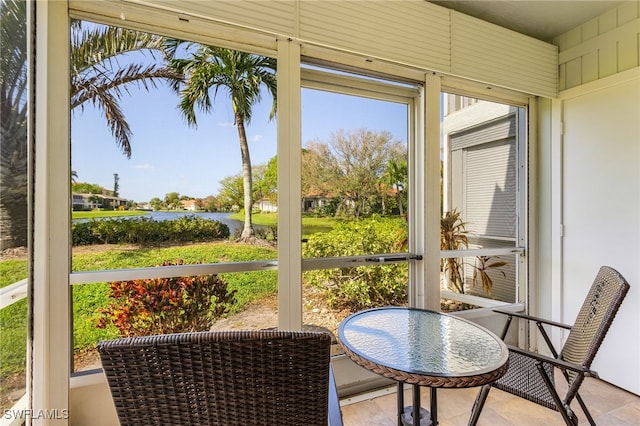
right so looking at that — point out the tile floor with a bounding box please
[340,377,640,425]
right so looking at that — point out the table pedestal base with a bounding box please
[400,406,432,426]
[397,383,437,426]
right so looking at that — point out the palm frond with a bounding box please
[67,22,184,158]
[168,45,277,127]
[160,37,189,61]
[72,24,166,74]
[163,44,277,240]
[0,0,29,180]
[95,90,133,158]
[72,63,180,108]
[0,0,28,112]
[75,85,133,157]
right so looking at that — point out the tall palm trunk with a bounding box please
[0,89,28,249]
[235,113,254,239]
[1,0,28,250]
[0,128,28,250]
[164,45,276,237]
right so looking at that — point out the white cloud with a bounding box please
[250,134,263,143]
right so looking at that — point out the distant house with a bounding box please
[71,192,128,210]
[71,194,85,210]
[256,199,277,213]
[180,199,198,211]
[301,187,333,212]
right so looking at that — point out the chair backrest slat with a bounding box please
[98,330,332,426]
[560,266,630,402]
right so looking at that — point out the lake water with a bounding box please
[74,211,264,236]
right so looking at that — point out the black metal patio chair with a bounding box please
[97,329,343,426]
[469,265,630,426]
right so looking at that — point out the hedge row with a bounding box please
[302,216,408,310]
[72,216,230,245]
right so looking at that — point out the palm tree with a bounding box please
[0,10,180,249]
[164,42,277,240]
[70,21,181,158]
[383,158,408,216]
[0,0,29,250]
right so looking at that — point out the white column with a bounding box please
[412,73,441,310]
[32,0,71,424]
[276,39,302,330]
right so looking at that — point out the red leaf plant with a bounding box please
[96,260,236,336]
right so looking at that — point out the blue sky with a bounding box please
[71,72,408,203]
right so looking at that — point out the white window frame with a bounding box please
[439,92,530,312]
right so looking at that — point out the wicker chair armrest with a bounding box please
[506,345,599,378]
[493,309,573,330]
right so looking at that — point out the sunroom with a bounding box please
[0,0,638,425]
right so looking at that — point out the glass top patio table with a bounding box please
[338,307,509,425]
[338,307,508,386]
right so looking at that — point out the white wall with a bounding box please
[554,1,639,91]
[550,69,639,394]
[539,0,640,394]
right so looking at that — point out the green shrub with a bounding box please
[302,216,408,310]
[233,225,277,241]
[72,215,230,245]
[96,260,236,336]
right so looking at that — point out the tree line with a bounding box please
[302,128,407,218]
[143,127,408,219]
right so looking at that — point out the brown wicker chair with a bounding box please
[97,330,343,426]
[469,266,630,426]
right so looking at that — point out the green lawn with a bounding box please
[230,212,340,237]
[72,210,150,220]
[1,242,277,380]
[0,261,28,379]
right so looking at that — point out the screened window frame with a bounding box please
[299,65,422,274]
[440,94,530,309]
